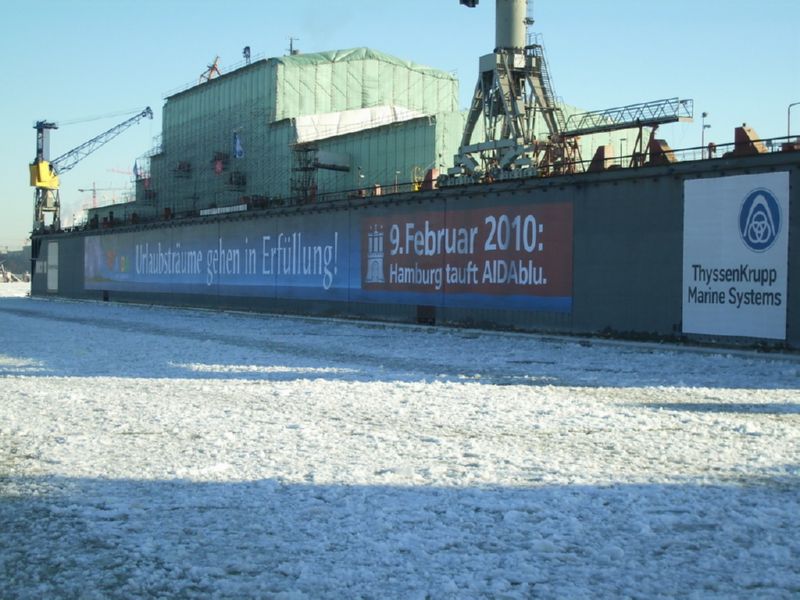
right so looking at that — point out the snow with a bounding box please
[1,281,799,598]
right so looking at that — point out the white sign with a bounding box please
[683,172,789,340]
[47,241,58,292]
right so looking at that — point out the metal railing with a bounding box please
[528,34,566,133]
[558,134,798,173]
[162,53,268,99]
[51,136,799,236]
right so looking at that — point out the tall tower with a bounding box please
[446,0,576,184]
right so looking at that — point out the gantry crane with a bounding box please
[450,0,575,181]
[29,107,153,232]
[447,1,692,183]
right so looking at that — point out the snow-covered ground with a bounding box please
[1,281,799,598]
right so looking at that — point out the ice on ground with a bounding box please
[1,284,799,598]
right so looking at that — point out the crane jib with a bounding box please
[49,107,153,175]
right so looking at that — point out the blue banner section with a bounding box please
[85,215,352,301]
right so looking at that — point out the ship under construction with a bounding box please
[29,0,800,348]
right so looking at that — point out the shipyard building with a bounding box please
[89,46,627,225]
[88,49,462,223]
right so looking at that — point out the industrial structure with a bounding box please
[29,108,152,232]
[121,47,465,223]
[83,4,645,227]
[28,1,800,349]
[446,0,694,183]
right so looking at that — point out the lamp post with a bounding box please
[701,112,711,159]
[789,102,800,139]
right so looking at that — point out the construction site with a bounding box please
[80,45,648,228]
[31,3,688,232]
[26,0,800,348]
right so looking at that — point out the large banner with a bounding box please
[84,201,573,313]
[683,172,789,339]
[360,202,573,312]
[85,214,350,301]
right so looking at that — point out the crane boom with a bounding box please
[30,106,153,232]
[50,107,153,176]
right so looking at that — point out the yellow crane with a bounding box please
[30,107,152,232]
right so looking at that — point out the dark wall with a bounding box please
[572,174,684,336]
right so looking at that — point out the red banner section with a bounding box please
[362,202,572,297]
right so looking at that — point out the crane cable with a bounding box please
[57,108,148,127]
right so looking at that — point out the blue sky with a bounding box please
[1,0,798,250]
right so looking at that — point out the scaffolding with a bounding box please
[126,48,462,219]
